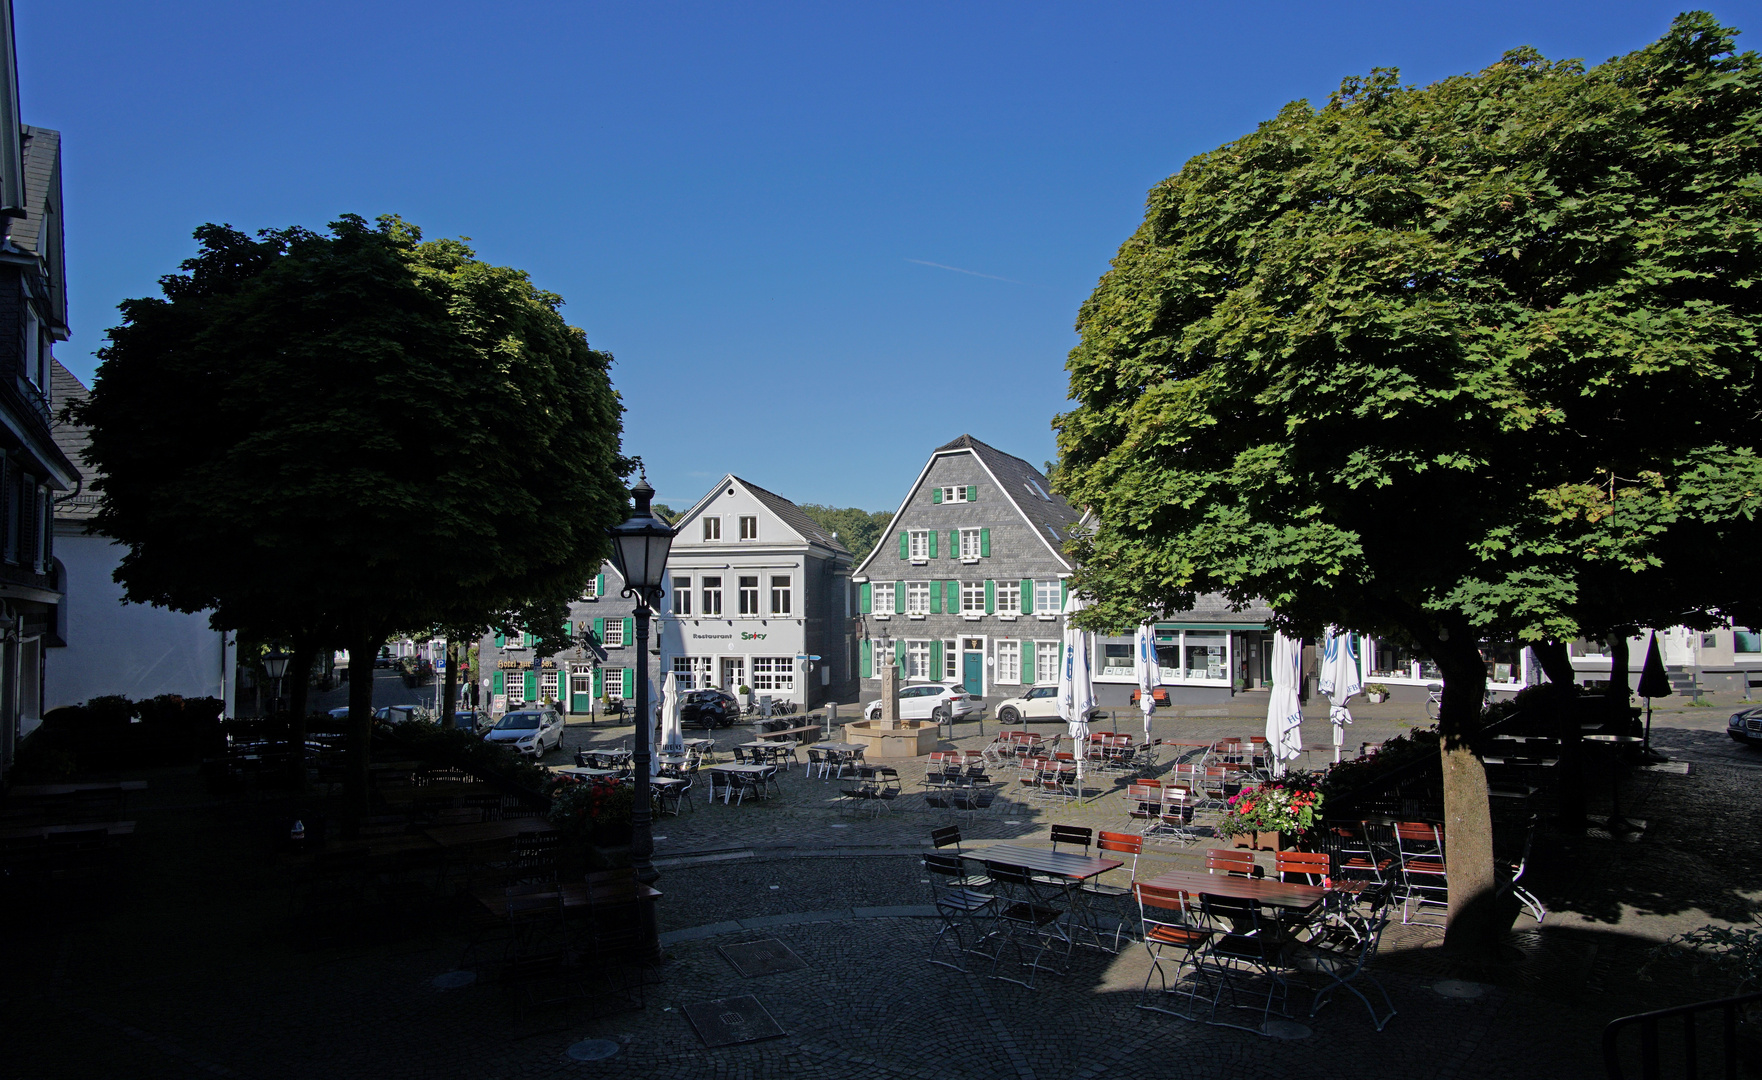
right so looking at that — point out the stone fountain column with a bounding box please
[879,657,902,730]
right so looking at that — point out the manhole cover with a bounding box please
[719,938,806,978]
[1263,1020,1312,1040]
[429,970,476,991]
[566,1038,620,1061]
[683,995,788,1048]
[1434,979,1488,999]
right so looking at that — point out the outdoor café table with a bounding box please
[423,818,557,848]
[975,843,1124,951]
[1142,868,1328,916]
[11,780,148,799]
[0,820,135,841]
[553,765,620,780]
[1585,733,1647,834]
[706,763,773,804]
[472,880,663,917]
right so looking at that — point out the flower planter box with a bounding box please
[1233,830,1285,852]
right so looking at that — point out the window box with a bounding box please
[873,613,891,621]
[963,614,983,621]
[1036,613,1057,621]
[909,614,926,620]
[998,614,1017,621]
[961,557,980,565]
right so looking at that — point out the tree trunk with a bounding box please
[1606,634,1631,702]
[441,639,458,730]
[284,636,318,792]
[1533,640,1576,688]
[1430,631,1502,958]
[344,631,386,831]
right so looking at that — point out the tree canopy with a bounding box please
[71,214,630,808]
[1054,13,1762,946]
[797,504,892,561]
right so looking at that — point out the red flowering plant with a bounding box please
[549,776,634,842]
[1215,772,1325,838]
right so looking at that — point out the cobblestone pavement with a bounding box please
[7,692,1762,1078]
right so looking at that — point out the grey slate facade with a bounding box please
[475,560,663,719]
[853,435,1079,699]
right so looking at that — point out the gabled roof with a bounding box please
[49,358,97,521]
[11,125,66,329]
[673,474,850,557]
[855,434,1080,576]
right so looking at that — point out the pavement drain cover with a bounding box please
[1262,1020,1312,1040]
[683,995,788,1048]
[1434,979,1488,999]
[566,1039,620,1061]
[429,970,476,991]
[719,938,806,978]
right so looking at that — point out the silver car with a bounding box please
[483,709,564,757]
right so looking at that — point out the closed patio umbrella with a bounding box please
[1265,632,1304,776]
[1134,623,1162,742]
[658,670,684,762]
[1059,591,1098,799]
[1317,627,1362,763]
[1637,632,1671,754]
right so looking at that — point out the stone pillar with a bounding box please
[879,656,902,729]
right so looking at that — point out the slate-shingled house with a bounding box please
[852,435,1079,700]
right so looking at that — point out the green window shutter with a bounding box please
[967,485,977,502]
[945,580,958,612]
[928,530,938,559]
[894,640,906,672]
[985,580,996,614]
[593,668,603,696]
[564,621,572,638]
[1021,579,1034,614]
[899,531,909,559]
[949,530,959,558]
[523,632,534,648]
[930,581,943,614]
[894,581,906,611]
[594,617,606,641]
[859,583,872,614]
[622,617,634,645]
[624,668,636,698]
[1061,580,1069,609]
[525,671,538,699]
[494,632,506,647]
[596,572,606,597]
[930,639,943,678]
[932,487,942,504]
[492,670,504,694]
[860,642,873,678]
[980,528,991,557]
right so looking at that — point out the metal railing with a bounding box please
[1603,990,1762,1079]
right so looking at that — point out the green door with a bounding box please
[963,652,984,696]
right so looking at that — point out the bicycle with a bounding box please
[1424,682,1495,720]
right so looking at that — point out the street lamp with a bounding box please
[606,471,676,958]
[263,648,291,718]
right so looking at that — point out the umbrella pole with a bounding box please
[1644,698,1652,753]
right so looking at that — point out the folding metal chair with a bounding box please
[1394,821,1448,926]
[1298,886,1398,1031]
[1191,893,1296,1034]
[1135,883,1214,1018]
[984,861,1074,988]
[923,853,998,971]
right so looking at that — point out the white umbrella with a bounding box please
[1134,623,1162,742]
[1265,632,1304,776]
[1058,591,1098,799]
[1317,627,1362,763]
[657,671,684,773]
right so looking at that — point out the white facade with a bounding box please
[45,530,233,712]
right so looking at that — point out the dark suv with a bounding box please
[680,688,741,729]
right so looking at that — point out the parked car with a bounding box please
[864,683,981,722]
[483,709,564,757]
[445,709,488,733]
[1727,706,1762,744]
[680,689,741,729]
[994,685,1104,724]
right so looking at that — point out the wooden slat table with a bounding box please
[0,820,135,841]
[11,781,148,798]
[974,843,1122,881]
[1142,868,1328,913]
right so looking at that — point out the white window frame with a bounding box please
[539,670,559,700]
[905,581,930,616]
[601,620,624,648]
[505,672,527,706]
[943,639,959,681]
[702,576,723,616]
[583,575,599,600]
[960,581,985,616]
[906,640,931,680]
[939,485,969,503]
[770,575,792,616]
[872,581,895,616]
[570,672,592,697]
[996,581,1020,616]
[995,640,1021,685]
[1034,641,1061,685]
[959,528,982,560]
[703,517,721,541]
[672,656,711,689]
[671,576,692,616]
[908,529,929,561]
[752,656,794,692]
[604,668,624,699]
[739,515,757,540]
[738,575,760,616]
[1034,580,1060,617]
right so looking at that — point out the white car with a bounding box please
[865,684,981,722]
[994,686,1103,724]
[483,709,564,757]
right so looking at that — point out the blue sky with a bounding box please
[20,1,1756,511]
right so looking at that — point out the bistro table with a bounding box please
[11,780,148,799]
[969,843,1124,955]
[424,818,557,848]
[1585,733,1647,834]
[0,820,135,841]
[553,765,621,780]
[1142,868,1328,914]
[706,763,774,804]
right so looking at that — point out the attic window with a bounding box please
[1025,479,1051,501]
[1045,525,1060,541]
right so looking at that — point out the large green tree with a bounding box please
[796,504,892,561]
[1055,14,1762,952]
[71,215,630,816]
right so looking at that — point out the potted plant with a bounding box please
[550,776,634,848]
[1646,920,1762,1070]
[1363,683,1390,704]
[738,684,753,708]
[1217,774,1325,851]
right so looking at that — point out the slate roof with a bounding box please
[737,476,850,555]
[931,434,1081,548]
[12,126,66,328]
[49,359,97,521]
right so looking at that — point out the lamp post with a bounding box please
[606,471,676,960]
[264,648,291,718]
